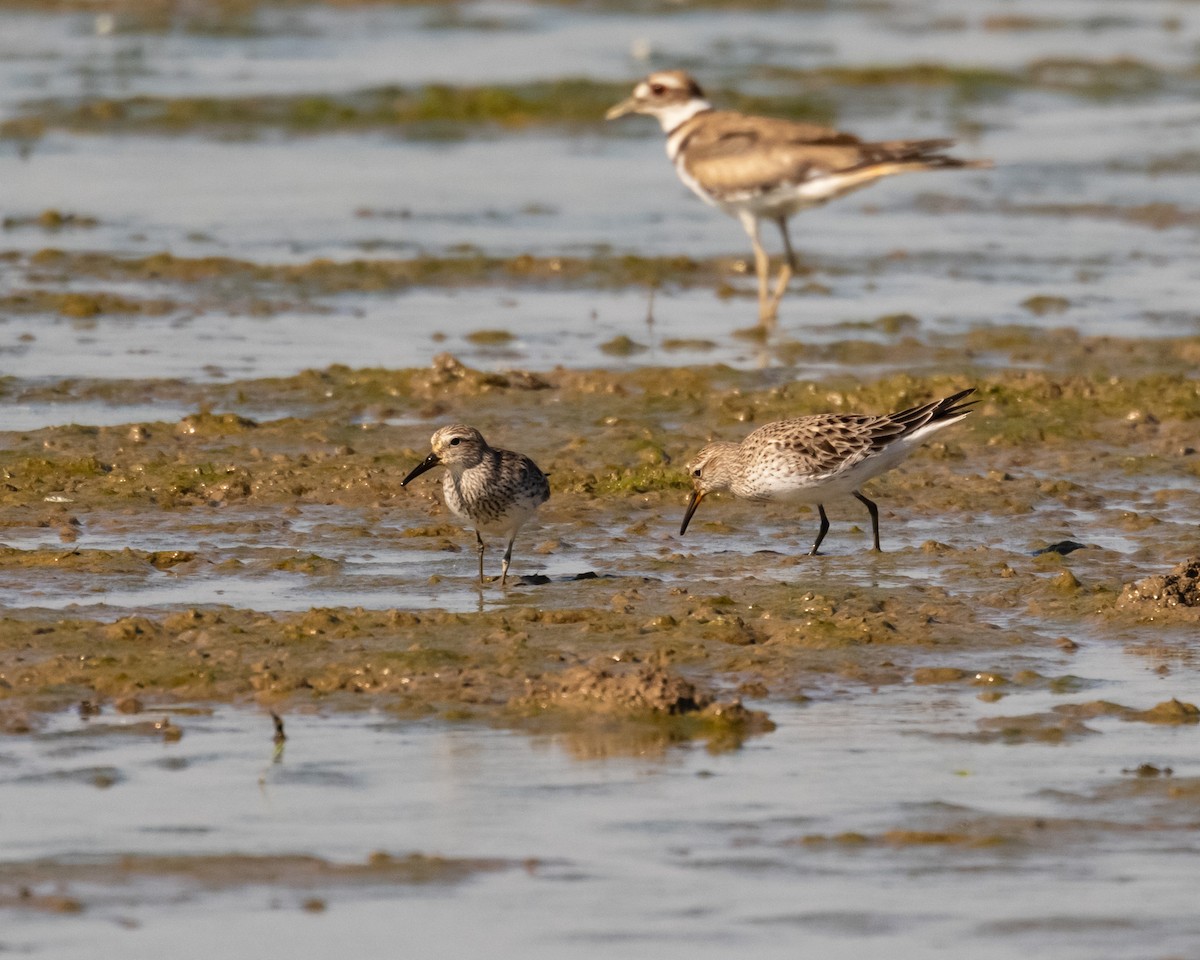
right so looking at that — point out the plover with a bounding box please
[606,71,990,327]
[402,424,550,585]
[679,388,976,553]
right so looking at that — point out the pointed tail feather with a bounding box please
[891,387,978,436]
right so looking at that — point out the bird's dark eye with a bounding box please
[692,468,702,478]
[449,437,461,446]
[650,83,666,95]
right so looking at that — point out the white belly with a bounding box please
[735,442,914,503]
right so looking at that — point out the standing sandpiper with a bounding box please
[679,388,976,553]
[402,424,550,586]
[606,71,990,328]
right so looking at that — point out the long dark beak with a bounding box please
[401,452,440,487]
[679,490,704,536]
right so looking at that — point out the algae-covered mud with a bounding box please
[2,0,1200,957]
[2,357,1199,957]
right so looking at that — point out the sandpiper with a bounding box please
[402,424,550,586]
[606,71,990,328]
[679,388,976,553]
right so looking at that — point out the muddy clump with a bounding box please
[1118,557,1200,614]
[511,662,774,755]
[964,697,1199,743]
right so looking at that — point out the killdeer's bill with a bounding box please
[606,71,990,328]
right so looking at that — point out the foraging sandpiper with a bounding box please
[402,424,550,585]
[679,388,976,552]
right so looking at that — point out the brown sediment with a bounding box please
[510,661,775,755]
[19,248,723,295]
[0,289,177,319]
[0,79,831,140]
[762,57,1179,103]
[2,210,98,232]
[915,193,1200,231]
[2,57,1184,144]
[0,851,514,913]
[0,570,1029,728]
[792,805,1197,852]
[0,355,1198,744]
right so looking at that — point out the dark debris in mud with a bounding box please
[1032,540,1088,557]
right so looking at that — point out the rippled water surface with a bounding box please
[4,652,1198,960]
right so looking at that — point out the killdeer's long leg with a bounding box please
[737,210,775,326]
[768,216,798,316]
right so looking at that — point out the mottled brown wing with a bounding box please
[682,113,966,197]
[701,112,859,146]
[746,415,904,476]
[685,143,868,196]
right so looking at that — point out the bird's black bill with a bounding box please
[679,490,704,536]
[401,452,440,487]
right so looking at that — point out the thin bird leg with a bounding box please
[768,216,796,316]
[500,536,516,586]
[738,210,775,327]
[808,504,831,556]
[853,491,882,552]
[475,529,486,583]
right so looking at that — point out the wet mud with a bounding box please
[5,58,1195,142]
[1,356,1198,744]
[0,850,515,920]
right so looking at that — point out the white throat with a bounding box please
[656,99,711,136]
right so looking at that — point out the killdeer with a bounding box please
[606,70,990,328]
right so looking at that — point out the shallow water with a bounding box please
[3,4,1200,377]
[2,0,1198,105]
[3,638,1198,960]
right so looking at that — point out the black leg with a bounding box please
[501,536,515,586]
[475,530,486,583]
[853,491,882,552]
[808,504,830,556]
